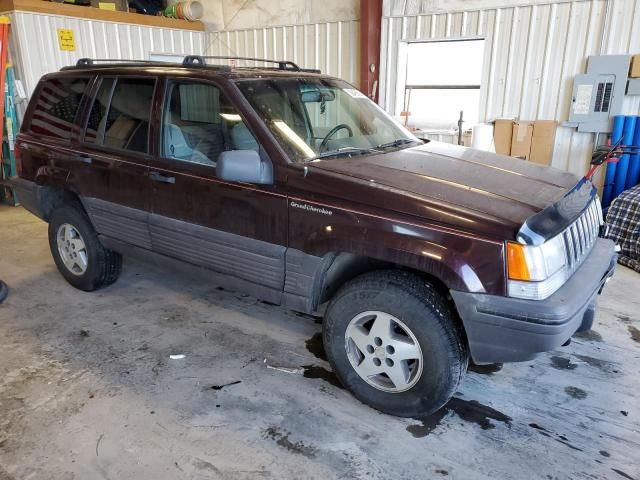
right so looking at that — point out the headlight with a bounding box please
[506,235,568,300]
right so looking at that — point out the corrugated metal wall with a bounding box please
[380,0,640,179]
[203,21,360,85]
[7,12,205,97]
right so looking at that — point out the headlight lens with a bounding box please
[506,235,567,300]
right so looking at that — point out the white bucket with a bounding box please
[471,124,495,152]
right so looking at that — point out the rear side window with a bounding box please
[30,77,89,140]
[84,77,155,154]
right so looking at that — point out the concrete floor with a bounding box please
[1,204,639,480]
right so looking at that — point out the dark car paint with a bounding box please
[17,65,582,310]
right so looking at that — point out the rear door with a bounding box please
[70,75,157,250]
[148,77,288,298]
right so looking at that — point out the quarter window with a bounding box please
[161,81,258,168]
[30,77,89,140]
[85,78,155,154]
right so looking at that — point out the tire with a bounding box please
[48,205,122,291]
[323,270,468,417]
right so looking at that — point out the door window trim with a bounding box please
[157,76,261,169]
[80,75,158,159]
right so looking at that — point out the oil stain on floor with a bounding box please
[550,356,578,370]
[303,332,343,389]
[305,332,327,361]
[628,326,640,344]
[564,386,588,400]
[407,397,512,438]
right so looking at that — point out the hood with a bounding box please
[309,141,581,238]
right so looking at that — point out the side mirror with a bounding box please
[216,150,273,185]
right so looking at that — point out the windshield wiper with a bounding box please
[305,146,379,162]
[374,138,419,150]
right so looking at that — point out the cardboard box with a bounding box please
[493,119,514,155]
[90,0,128,12]
[529,120,557,166]
[510,121,534,159]
[631,54,640,78]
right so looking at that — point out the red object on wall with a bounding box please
[360,0,382,103]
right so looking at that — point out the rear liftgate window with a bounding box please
[85,78,155,154]
[30,77,89,140]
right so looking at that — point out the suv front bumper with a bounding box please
[451,238,617,364]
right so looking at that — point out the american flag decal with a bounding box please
[31,79,87,139]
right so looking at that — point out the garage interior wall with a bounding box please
[203,21,360,86]
[380,0,640,179]
[5,12,206,98]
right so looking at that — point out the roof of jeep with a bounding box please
[58,59,331,81]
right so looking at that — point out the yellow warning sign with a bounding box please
[57,28,76,52]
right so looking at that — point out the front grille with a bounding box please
[561,198,602,272]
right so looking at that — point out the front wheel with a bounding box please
[48,205,122,291]
[323,270,468,417]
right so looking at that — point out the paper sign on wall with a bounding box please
[573,84,593,116]
[57,28,76,52]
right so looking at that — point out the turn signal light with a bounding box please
[507,242,530,281]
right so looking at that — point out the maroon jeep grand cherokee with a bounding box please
[11,56,616,417]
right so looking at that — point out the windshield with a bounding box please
[236,78,419,162]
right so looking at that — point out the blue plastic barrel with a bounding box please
[626,116,640,189]
[613,116,637,198]
[603,115,626,206]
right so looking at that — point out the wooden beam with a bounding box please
[0,0,205,31]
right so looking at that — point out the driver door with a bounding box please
[148,77,288,296]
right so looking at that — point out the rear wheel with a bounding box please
[48,205,122,291]
[323,270,468,417]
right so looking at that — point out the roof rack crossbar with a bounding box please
[182,55,302,71]
[75,58,163,67]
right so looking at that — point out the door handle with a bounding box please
[149,170,176,184]
[70,154,92,165]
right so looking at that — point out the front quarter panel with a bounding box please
[286,165,506,295]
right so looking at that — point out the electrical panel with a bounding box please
[565,55,632,133]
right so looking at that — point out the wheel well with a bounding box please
[317,253,450,307]
[315,253,468,346]
[38,186,84,222]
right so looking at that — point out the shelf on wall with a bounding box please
[0,0,204,31]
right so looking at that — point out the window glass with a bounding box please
[237,78,418,163]
[402,39,485,129]
[85,78,155,153]
[162,81,258,167]
[30,77,89,139]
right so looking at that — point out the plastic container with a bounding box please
[165,0,203,21]
[626,116,640,189]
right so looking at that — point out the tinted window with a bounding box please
[85,77,155,153]
[161,81,258,168]
[30,77,89,140]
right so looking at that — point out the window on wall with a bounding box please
[402,39,485,130]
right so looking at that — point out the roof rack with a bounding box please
[66,56,321,74]
[74,58,160,67]
[182,55,321,73]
